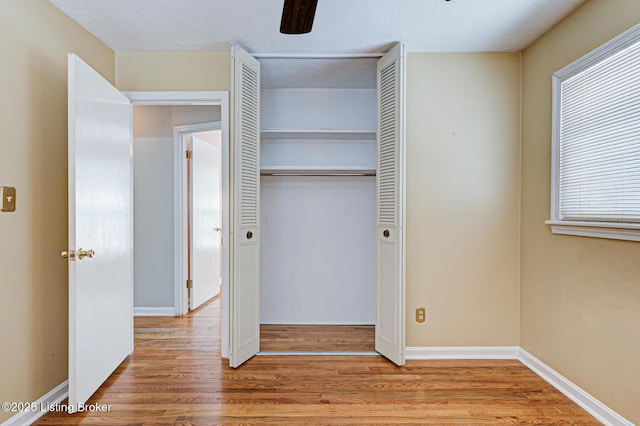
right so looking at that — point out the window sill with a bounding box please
[546,220,640,242]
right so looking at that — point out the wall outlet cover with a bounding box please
[1,186,16,212]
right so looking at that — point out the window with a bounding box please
[547,24,640,242]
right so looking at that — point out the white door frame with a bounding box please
[174,121,222,315]
[124,91,231,359]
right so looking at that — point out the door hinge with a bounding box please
[186,150,193,159]
[186,279,193,289]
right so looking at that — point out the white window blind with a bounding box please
[558,38,640,223]
[548,24,640,241]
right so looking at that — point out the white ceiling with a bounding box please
[49,0,585,88]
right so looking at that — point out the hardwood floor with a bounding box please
[35,298,600,425]
[260,324,375,352]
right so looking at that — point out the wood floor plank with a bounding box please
[260,324,375,352]
[34,298,601,425]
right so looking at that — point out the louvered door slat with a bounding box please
[240,61,259,229]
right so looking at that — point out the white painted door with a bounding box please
[190,134,222,309]
[229,45,261,368]
[376,44,406,366]
[67,54,133,407]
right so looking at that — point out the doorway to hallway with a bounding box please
[132,106,224,317]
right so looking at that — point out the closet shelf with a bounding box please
[261,128,376,140]
[261,166,376,176]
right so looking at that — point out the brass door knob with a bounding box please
[214,227,222,232]
[78,248,95,260]
[61,250,76,261]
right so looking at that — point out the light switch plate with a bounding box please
[1,186,16,212]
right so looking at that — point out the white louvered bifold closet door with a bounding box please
[376,43,406,366]
[230,46,261,368]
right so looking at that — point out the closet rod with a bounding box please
[261,172,376,177]
[253,53,384,59]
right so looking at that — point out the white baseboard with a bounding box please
[1,381,68,426]
[133,307,176,316]
[518,349,634,426]
[406,346,520,360]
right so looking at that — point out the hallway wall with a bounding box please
[133,105,221,309]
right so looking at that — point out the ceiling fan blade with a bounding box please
[280,0,318,34]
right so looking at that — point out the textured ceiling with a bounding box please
[49,0,585,88]
[49,0,584,53]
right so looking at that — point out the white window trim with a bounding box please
[547,23,640,242]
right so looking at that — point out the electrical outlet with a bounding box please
[416,307,426,323]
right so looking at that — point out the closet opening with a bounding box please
[257,57,378,353]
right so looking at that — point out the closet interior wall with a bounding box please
[259,59,378,324]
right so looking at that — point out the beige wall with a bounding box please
[0,1,114,423]
[521,0,640,422]
[406,53,522,347]
[116,52,230,91]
